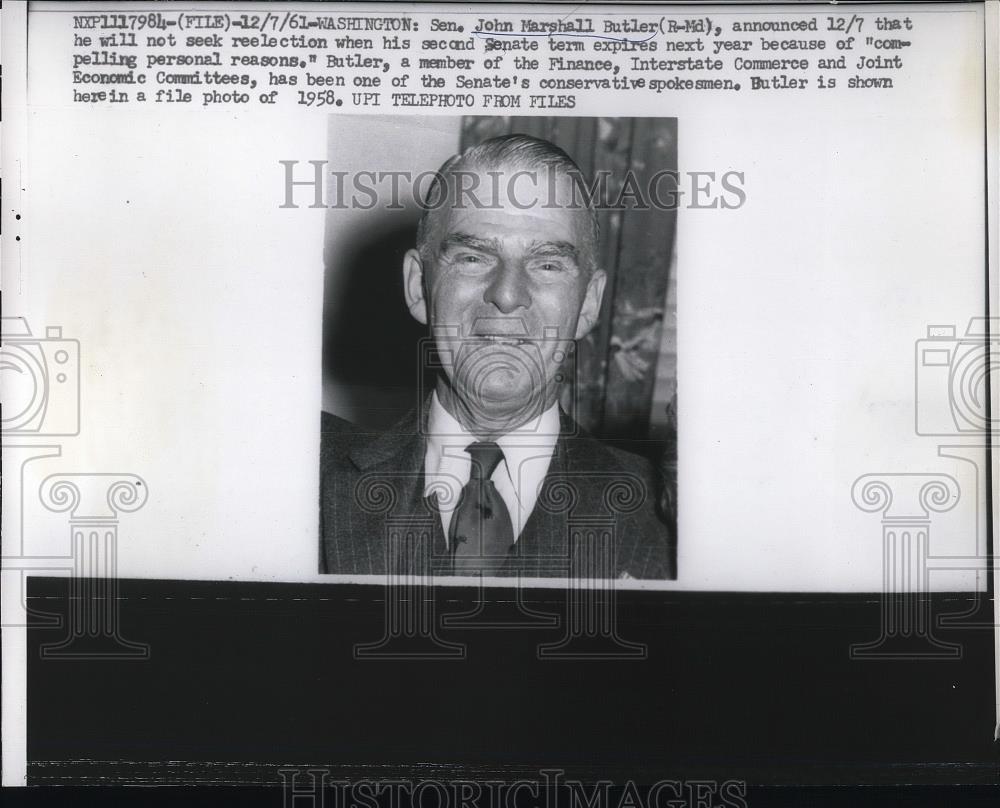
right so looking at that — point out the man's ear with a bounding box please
[574,268,607,339]
[402,248,428,325]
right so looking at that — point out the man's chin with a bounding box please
[476,387,530,408]
[461,385,549,430]
[445,347,553,429]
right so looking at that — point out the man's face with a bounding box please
[404,165,606,435]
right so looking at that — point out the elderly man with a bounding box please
[320,134,675,579]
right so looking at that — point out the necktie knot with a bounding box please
[466,441,504,482]
[451,440,514,574]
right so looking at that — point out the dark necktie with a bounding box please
[450,441,515,575]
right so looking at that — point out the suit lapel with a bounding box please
[511,411,575,575]
[348,404,449,575]
[513,411,621,577]
[349,405,615,578]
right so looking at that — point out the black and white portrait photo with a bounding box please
[319,117,679,579]
[6,1,996,794]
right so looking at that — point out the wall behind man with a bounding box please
[322,115,460,426]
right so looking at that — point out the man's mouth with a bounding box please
[478,335,530,346]
[470,317,530,342]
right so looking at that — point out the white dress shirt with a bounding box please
[423,391,560,544]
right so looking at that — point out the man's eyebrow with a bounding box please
[526,241,580,261]
[439,233,501,254]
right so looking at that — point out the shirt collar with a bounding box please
[424,391,560,476]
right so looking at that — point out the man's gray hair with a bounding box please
[415,133,600,272]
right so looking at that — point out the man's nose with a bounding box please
[483,260,531,314]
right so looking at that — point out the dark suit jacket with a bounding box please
[319,407,677,580]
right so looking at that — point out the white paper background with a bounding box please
[3,2,989,594]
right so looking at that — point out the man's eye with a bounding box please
[454,253,486,265]
[534,261,565,273]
